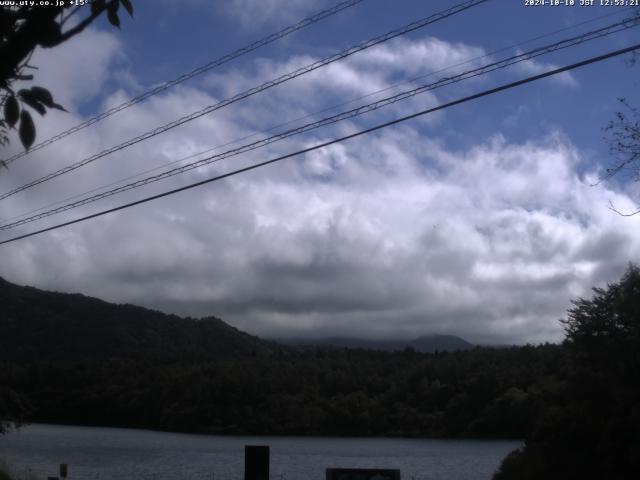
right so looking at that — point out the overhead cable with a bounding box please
[0,0,490,202]
[1,14,637,230]
[1,41,638,246]
[7,3,629,226]
[0,0,367,166]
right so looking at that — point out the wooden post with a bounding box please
[244,445,269,480]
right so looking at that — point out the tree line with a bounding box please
[1,343,563,438]
[1,265,639,479]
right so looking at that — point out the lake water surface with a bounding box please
[0,424,520,480]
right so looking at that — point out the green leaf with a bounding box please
[26,86,66,112]
[91,0,106,15]
[30,102,46,116]
[37,20,62,47]
[29,87,54,107]
[18,90,46,116]
[4,95,19,128]
[121,0,133,17]
[107,4,120,28]
[19,110,35,150]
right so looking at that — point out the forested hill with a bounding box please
[0,276,277,361]
[3,267,639,477]
[277,335,474,353]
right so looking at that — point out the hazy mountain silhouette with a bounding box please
[0,276,277,361]
[277,335,474,353]
[1,276,473,362]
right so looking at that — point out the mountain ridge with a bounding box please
[1,276,474,361]
[276,334,474,353]
[0,276,277,361]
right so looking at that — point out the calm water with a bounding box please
[0,424,520,480]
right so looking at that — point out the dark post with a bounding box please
[59,464,68,479]
[244,445,269,480]
[326,468,401,480]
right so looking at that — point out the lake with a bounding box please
[0,424,520,480]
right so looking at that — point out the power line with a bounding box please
[0,0,490,202]
[2,14,637,231]
[1,42,638,247]
[0,0,367,166]
[5,4,630,226]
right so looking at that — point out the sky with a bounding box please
[1,0,640,344]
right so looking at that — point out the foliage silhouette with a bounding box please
[0,1,133,155]
[0,345,564,438]
[493,264,640,479]
[0,275,566,438]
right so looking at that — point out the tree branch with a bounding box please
[57,1,115,44]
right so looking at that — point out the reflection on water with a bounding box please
[0,424,520,480]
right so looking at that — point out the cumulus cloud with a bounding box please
[511,51,578,87]
[24,28,124,111]
[0,27,637,347]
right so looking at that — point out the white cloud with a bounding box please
[350,37,487,76]
[512,51,578,87]
[0,29,637,347]
[25,28,124,111]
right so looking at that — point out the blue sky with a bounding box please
[1,0,639,344]
[109,0,639,161]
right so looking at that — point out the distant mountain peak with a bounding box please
[276,334,474,353]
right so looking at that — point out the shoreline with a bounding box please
[6,422,525,442]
